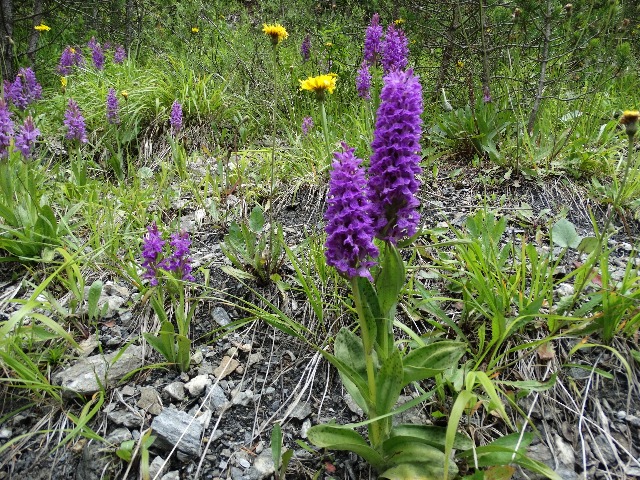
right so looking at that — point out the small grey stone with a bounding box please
[264,387,275,395]
[300,419,311,438]
[206,383,229,410]
[148,456,167,480]
[343,392,364,416]
[121,385,136,396]
[164,382,186,402]
[151,408,203,457]
[161,472,180,480]
[248,448,275,480]
[106,428,133,445]
[231,389,254,406]
[119,311,133,327]
[556,283,574,297]
[247,352,264,367]
[107,409,143,428]
[229,467,244,480]
[212,307,232,326]
[53,345,144,397]
[185,375,211,397]
[290,402,311,420]
[616,410,626,420]
[237,457,251,469]
[626,414,640,428]
[0,428,11,439]
[593,434,616,464]
[137,386,163,415]
[191,349,204,365]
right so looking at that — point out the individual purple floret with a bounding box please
[90,38,105,70]
[113,45,126,64]
[301,34,311,62]
[0,99,14,158]
[368,69,423,244]
[106,88,120,124]
[64,98,88,143]
[324,143,379,281]
[364,13,383,66]
[301,116,313,135]
[3,67,42,110]
[14,116,40,159]
[141,223,166,286]
[170,100,182,134]
[380,24,408,74]
[483,85,492,103]
[163,231,195,282]
[356,60,372,99]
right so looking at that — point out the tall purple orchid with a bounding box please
[0,99,14,158]
[367,69,423,243]
[106,88,120,124]
[356,61,372,100]
[3,67,42,110]
[364,13,383,66]
[170,100,183,134]
[14,116,40,159]
[64,98,88,143]
[380,24,408,74]
[301,34,311,62]
[324,143,379,281]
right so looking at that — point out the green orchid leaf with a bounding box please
[376,349,403,416]
[387,424,473,451]
[376,243,405,321]
[379,461,455,480]
[307,424,384,470]
[357,277,379,352]
[402,341,466,386]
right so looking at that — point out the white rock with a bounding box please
[185,375,211,397]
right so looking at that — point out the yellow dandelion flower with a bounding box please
[34,23,51,32]
[394,18,405,25]
[60,77,67,88]
[325,42,333,47]
[456,60,464,70]
[620,110,640,136]
[191,27,199,33]
[299,73,337,101]
[121,90,129,100]
[262,23,288,45]
[620,110,640,124]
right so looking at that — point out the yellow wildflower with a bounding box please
[121,90,129,101]
[394,18,405,25]
[34,23,51,32]
[60,77,67,88]
[456,60,464,70]
[620,110,640,136]
[299,73,337,101]
[191,27,199,33]
[262,23,288,45]
[70,47,76,54]
[325,42,333,47]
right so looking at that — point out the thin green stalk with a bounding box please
[320,100,331,160]
[268,46,278,266]
[350,276,383,449]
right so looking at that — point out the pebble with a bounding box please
[212,307,232,326]
[185,375,211,397]
[164,381,186,402]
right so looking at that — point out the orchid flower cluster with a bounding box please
[325,68,422,279]
[3,67,42,110]
[57,39,126,76]
[140,223,196,372]
[357,13,409,99]
[0,102,40,160]
[141,223,194,287]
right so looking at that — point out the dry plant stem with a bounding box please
[527,0,552,136]
[320,100,331,161]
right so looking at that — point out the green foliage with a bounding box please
[220,205,285,284]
